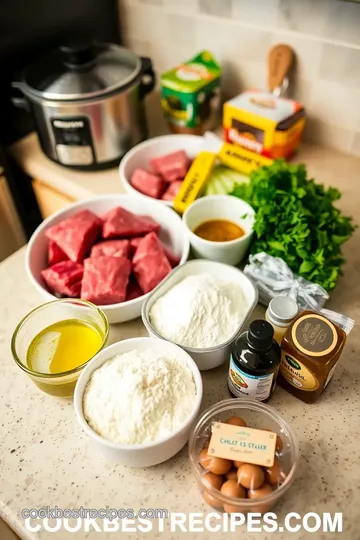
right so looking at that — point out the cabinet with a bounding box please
[32,180,75,219]
[0,173,26,262]
[0,519,20,540]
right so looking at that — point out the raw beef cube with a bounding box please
[161,180,183,201]
[130,168,165,199]
[161,243,180,267]
[129,236,180,267]
[48,240,68,266]
[91,239,129,259]
[126,276,143,301]
[45,210,102,263]
[150,150,189,182]
[129,237,142,258]
[81,256,131,305]
[102,207,160,239]
[132,232,172,293]
[140,215,162,233]
[41,260,84,298]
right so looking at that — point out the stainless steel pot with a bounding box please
[11,41,155,170]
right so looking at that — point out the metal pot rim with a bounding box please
[13,77,140,106]
[17,44,143,102]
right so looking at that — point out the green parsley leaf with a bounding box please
[231,159,356,290]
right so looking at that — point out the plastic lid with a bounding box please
[248,320,274,350]
[267,296,298,327]
[22,41,141,102]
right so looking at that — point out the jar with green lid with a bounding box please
[265,296,298,345]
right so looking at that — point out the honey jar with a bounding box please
[279,311,346,403]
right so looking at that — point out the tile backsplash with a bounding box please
[119,0,360,156]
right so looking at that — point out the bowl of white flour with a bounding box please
[74,337,202,467]
[142,260,258,370]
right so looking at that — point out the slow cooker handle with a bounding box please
[139,57,156,99]
[10,81,30,112]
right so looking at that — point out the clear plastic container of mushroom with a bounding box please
[199,416,286,514]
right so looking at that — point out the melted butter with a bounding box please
[27,319,103,374]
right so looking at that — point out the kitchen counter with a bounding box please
[10,133,122,201]
[1,144,360,540]
[10,129,360,206]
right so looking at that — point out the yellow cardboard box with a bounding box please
[223,90,305,159]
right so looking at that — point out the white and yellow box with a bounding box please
[223,90,305,159]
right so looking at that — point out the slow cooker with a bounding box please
[11,41,155,170]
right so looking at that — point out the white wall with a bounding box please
[119,0,360,156]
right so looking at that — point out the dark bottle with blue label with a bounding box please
[228,320,281,403]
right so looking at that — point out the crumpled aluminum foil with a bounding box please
[244,252,354,335]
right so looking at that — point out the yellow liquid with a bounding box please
[27,319,103,375]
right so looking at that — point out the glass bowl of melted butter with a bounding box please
[11,299,109,397]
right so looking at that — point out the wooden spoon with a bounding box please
[267,44,295,96]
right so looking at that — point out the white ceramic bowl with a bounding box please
[183,195,255,266]
[142,260,258,371]
[119,134,203,206]
[73,337,203,467]
[26,194,190,324]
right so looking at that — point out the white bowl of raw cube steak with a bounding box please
[119,134,203,206]
[26,194,190,324]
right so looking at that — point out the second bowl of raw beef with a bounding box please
[26,194,190,323]
[119,134,203,206]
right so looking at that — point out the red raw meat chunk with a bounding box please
[130,168,165,199]
[81,256,131,305]
[129,236,180,267]
[48,240,68,266]
[126,277,143,301]
[162,180,183,201]
[41,260,83,298]
[129,237,142,258]
[91,239,129,259]
[132,232,172,293]
[45,210,102,263]
[102,207,160,239]
[151,150,189,182]
[140,215,161,232]
[161,243,180,267]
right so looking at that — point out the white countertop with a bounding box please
[1,138,360,539]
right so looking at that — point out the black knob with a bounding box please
[60,40,96,69]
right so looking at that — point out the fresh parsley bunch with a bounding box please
[232,159,356,291]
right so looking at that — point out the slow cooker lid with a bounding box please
[23,41,142,101]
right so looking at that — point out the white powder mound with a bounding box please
[149,273,246,348]
[83,349,197,445]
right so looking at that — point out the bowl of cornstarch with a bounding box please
[74,337,202,466]
[142,260,258,370]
